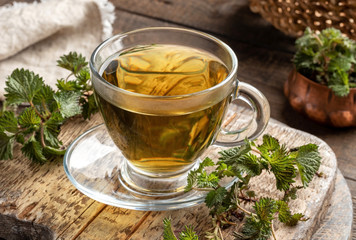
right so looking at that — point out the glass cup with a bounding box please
[90,27,270,197]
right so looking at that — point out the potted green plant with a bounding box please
[284,27,356,127]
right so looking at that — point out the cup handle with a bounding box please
[214,82,270,147]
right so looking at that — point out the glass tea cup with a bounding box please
[90,27,270,197]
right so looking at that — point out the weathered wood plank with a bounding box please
[344,179,356,240]
[0,115,105,239]
[312,171,352,240]
[110,0,296,52]
[71,120,339,240]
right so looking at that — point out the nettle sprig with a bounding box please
[163,135,321,240]
[293,27,356,97]
[0,52,98,163]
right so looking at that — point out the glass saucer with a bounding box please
[63,124,237,211]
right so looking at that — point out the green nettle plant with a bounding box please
[163,135,321,240]
[0,52,98,163]
[293,27,356,97]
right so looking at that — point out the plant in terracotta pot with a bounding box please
[284,27,356,127]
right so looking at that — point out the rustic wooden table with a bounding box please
[0,0,355,239]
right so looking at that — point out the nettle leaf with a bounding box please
[43,112,64,148]
[77,67,91,85]
[285,213,306,226]
[215,162,237,177]
[5,68,44,104]
[218,143,251,165]
[56,79,79,92]
[57,52,87,74]
[0,111,18,133]
[294,144,321,187]
[162,218,178,240]
[329,84,349,97]
[238,153,263,176]
[43,126,61,148]
[205,187,227,208]
[257,134,280,153]
[268,150,296,191]
[197,171,219,189]
[33,85,56,114]
[235,199,277,240]
[21,135,46,163]
[54,91,82,118]
[0,128,15,160]
[178,225,199,240]
[185,157,215,192]
[254,198,277,222]
[18,108,41,129]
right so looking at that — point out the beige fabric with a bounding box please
[0,0,115,100]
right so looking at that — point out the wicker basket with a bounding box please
[249,0,356,40]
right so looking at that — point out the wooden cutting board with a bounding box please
[0,114,352,240]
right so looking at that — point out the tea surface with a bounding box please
[102,44,228,96]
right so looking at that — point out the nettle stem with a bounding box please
[236,204,253,216]
[251,148,262,155]
[271,220,277,240]
[40,122,46,148]
[65,72,74,82]
[29,101,45,120]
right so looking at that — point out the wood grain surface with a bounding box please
[0,0,355,239]
[0,114,349,240]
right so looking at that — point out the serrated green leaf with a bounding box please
[0,111,18,133]
[197,172,219,189]
[282,186,302,202]
[254,198,277,222]
[43,112,64,148]
[257,134,280,153]
[276,200,291,223]
[285,213,306,226]
[294,144,321,187]
[328,83,349,97]
[238,153,263,176]
[77,67,91,85]
[54,91,81,118]
[218,143,251,166]
[178,225,199,240]
[21,135,47,163]
[162,218,178,240]
[18,108,41,129]
[268,153,296,191]
[57,52,87,74]
[234,215,271,240]
[56,79,79,92]
[215,162,236,177]
[0,128,15,160]
[5,69,44,105]
[205,187,227,208]
[43,126,61,148]
[185,157,216,192]
[235,198,277,240]
[32,84,56,118]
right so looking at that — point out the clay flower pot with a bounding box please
[284,69,356,127]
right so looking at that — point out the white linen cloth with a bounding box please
[0,0,115,100]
